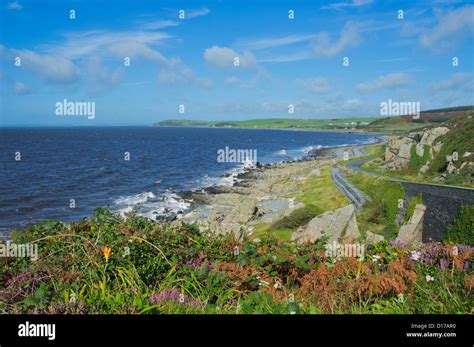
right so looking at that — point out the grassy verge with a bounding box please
[1,209,472,314]
[347,172,404,239]
[252,164,346,241]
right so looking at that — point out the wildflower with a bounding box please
[397,293,404,303]
[439,258,449,271]
[410,251,421,261]
[372,255,381,262]
[425,275,434,282]
[150,288,202,306]
[274,281,282,289]
[102,246,111,263]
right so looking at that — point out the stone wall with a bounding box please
[401,182,474,241]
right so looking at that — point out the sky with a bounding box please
[0,0,473,126]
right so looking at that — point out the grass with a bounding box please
[428,115,474,181]
[347,172,404,239]
[1,209,472,314]
[405,194,423,223]
[295,164,349,210]
[409,144,431,172]
[155,117,379,130]
[251,164,343,241]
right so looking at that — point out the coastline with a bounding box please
[167,138,386,238]
[154,124,384,134]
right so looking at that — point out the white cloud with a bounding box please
[158,59,213,88]
[186,7,210,19]
[84,56,124,94]
[322,0,373,10]
[223,76,259,89]
[43,30,172,61]
[430,72,472,92]
[420,5,474,49]
[11,48,80,83]
[214,96,367,118]
[138,20,180,30]
[300,77,330,93]
[224,76,241,85]
[237,34,317,50]
[312,22,361,56]
[13,82,30,95]
[204,46,258,70]
[107,41,169,64]
[357,73,414,92]
[7,1,23,10]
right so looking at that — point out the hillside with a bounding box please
[154,106,474,133]
[362,112,474,187]
[154,117,378,130]
[358,106,474,134]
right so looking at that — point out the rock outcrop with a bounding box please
[291,204,360,244]
[395,204,426,245]
[382,137,415,170]
[381,126,450,172]
[365,231,384,244]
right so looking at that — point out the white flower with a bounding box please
[372,255,381,262]
[425,275,434,282]
[274,281,282,289]
[397,293,404,303]
[410,251,421,261]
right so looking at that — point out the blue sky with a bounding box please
[0,0,473,126]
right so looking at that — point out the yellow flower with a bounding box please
[102,246,111,263]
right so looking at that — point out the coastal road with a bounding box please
[331,166,370,209]
[339,156,474,241]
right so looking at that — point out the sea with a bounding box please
[0,126,379,235]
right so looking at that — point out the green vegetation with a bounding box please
[296,164,348,210]
[447,205,474,245]
[405,194,423,223]
[272,205,324,230]
[428,115,474,182]
[1,209,472,314]
[347,172,404,239]
[155,117,378,130]
[251,164,345,241]
[359,114,474,187]
[359,106,474,134]
[409,144,431,172]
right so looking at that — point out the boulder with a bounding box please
[365,231,384,244]
[382,137,414,171]
[418,126,449,146]
[396,204,425,245]
[291,204,360,244]
[446,161,459,174]
[419,162,430,174]
[383,127,449,172]
[309,168,321,177]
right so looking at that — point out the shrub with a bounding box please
[272,204,324,230]
[447,204,474,245]
[409,144,430,172]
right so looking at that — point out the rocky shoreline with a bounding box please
[166,139,384,239]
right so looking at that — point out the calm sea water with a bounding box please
[0,127,379,234]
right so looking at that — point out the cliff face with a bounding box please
[381,126,449,172]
